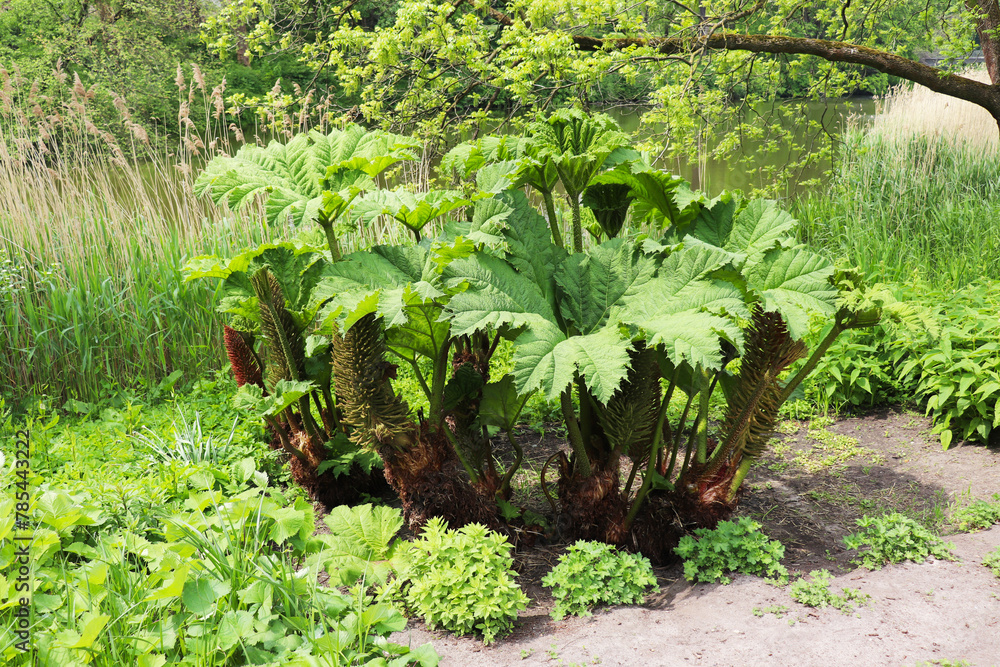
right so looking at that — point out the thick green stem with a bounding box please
[317,219,342,262]
[727,457,755,501]
[311,392,328,432]
[623,459,641,497]
[322,385,338,431]
[541,190,564,248]
[428,340,452,421]
[561,389,592,477]
[694,371,712,464]
[441,425,480,484]
[498,429,524,499]
[569,194,583,252]
[576,377,595,460]
[264,415,309,464]
[623,378,674,530]
[671,388,697,453]
[780,321,845,404]
[701,367,776,482]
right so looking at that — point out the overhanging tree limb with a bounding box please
[573,33,1000,125]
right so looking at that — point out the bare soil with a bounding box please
[392,408,1000,667]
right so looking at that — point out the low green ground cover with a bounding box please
[0,380,437,666]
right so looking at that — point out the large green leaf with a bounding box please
[194,125,417,228]
[476,160,523,194]
[745,246,837,339]
[513,323,631,402]
[233,380,316,418]
[479,374,533,431]
[310,125,421,176]
[444,252,557,337]
[612,243,747,369]
[494,190,567,300]
[530,109,631,197]
[352,189,471,235]
[386,300,452,364]
[312,244,444,330]
[688,197,797,266]
[186,243,324,323]
[555,238,657,334]
[313,504,403,586]
[594,165,692,229]
[467,196,514,250]
[439,136,520,179]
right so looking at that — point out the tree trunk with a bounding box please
[968,0,1000,84]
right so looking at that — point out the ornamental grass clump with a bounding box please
[542,540,657,620]
[401,518,529,644]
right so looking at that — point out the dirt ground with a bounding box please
[392,408,1000,667]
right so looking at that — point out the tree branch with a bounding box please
[574,32,1000,122]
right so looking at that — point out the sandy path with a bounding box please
[394,526,1000,667]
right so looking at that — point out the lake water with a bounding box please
[602,98,878,195]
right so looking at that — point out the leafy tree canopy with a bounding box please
[202,0,1000,181]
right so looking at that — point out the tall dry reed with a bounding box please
[794,69,1000,287]
[866,67,998,153]
[0,63,277,406]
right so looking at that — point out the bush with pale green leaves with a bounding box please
[400,519,529,644]
[542,540,657,620]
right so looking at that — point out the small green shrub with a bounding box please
[402,518,529,644]
[952,495,1000,532]
[983,546,1000,577]
[541,541,658,620]
[674,518,788,584]
[789,569,870,613]
[843,513,955,569]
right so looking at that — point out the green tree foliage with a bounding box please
[203,0,1000,178]
[0,0,208,131]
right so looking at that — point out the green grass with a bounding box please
[1,214,268,409]
[794,131,1000,289]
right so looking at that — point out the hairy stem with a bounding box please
[727,457,755,501]
[624,377,675,529]
[570,194,583,253]
[317,218,342,262]
[263,415,308,464]
[780,321,845,404]
[498,429,524,499]
[542,190,564,248]
[561,389,592,477]
[694,370,712,464]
